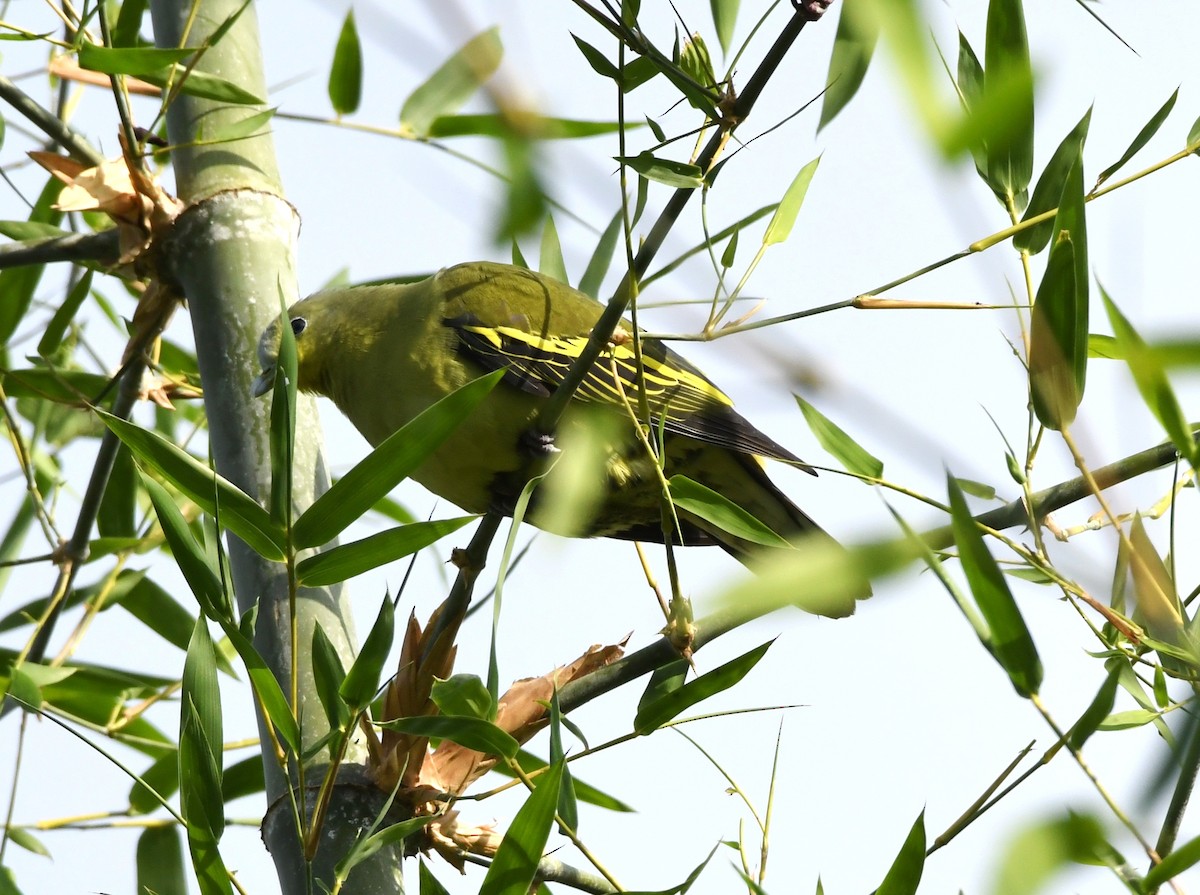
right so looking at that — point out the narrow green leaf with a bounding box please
[620,55,660,93]
[137,826,187,895]
[296,516,475,587]
[103,414,286,559]
[202,107,276,145]
[340,815,435,873]
[1145,834,1200,889]
[1188,114,1200,154]
[1096,89,1177,186]
[762,157,820,246]
[1099,709,1164,731]
[1102,286,1197,467]
[1067,664,1121,750]
[954,478,996,501]
[431,674,497,721]
[97,443,137,538]
[6,668,42,712]
[795,395,882,478]
[548,689,578,834]
[113,0,148,47]
[312,623,350,732]
[539,215,568,285]
[37,270,92,357]
[669,475,788,547]
[876,811,926,895]
[77,43,194,75]
[401,27,502,137]
[1051,146,1091,393]
[710,0,740,56]
[1129,514,1185,647]
[328,9,363,115]
[420,860,452,895]
[479,760,565,895]
[571,34,620,81]
[955,30,986,174]
[819,4,879,130]
[292,371,502,548]
[993,813,1112,894]
[947,474,1042,696]
[634,641,772,734]
[4,826,49,858]
[180,703,233,895]
[0,177,63,346]
[221,755,265,803]
[0,369,110,405]
[129,753,179,815]
[339,597,394,710]
[616,151,704,189]
[0,866,20,895]
[0,221,68,241]
[142,475,227,620]
[1153,662,1169,709]
[720,231,739,269]
[638,659,688,719]
[1014,109,1092,255]
[150,65,265,105]
[377,716,519,760]
[427,114,633,140]
[983,0,1033,209]
[578,210,622,299]
[268,291,298,529]
[220,624,300,754]
[181,620,224,840]
[1029,234,1079,430]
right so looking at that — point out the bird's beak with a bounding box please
[251,366,276,398]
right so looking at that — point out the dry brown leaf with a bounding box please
[425,641,625,795]
[367,608,458,794]
[424,809,503,872]
[49,55,163,96]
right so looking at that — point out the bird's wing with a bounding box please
[445,313,808,465]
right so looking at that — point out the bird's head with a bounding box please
[251,293,333,399]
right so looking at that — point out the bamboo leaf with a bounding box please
[431,674,497,721]
[795,395,883,478]
[296,516,475,587]
[103,414,286,559]
[983,0,1033,210]
[1101,286,1197,468]
[634,641,772,734]
[876,810,926,895]
[328,9,363,116]
[1095,88,1177,187]
[401,27,502,137]
[339,596,394,710]
[947,474,1042,696]
[669,475,788,547]
[292,371,502,548]
[377,716,519,760]
[762,157,820,246]
[819,5,879,130]
[1015,109,1091,255]
[479,760,565,895]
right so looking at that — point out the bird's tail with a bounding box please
[691,453,873,607]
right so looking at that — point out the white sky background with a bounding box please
[3,1,1200,893]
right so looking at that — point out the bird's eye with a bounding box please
[290,316,308,336]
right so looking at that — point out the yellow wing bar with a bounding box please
[446,315,805,464]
